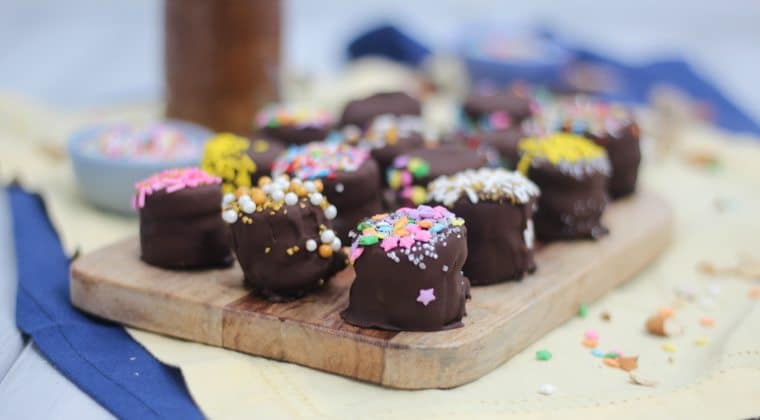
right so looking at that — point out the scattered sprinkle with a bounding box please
[582,339,598,348]
[695,337,709,346]
[584,329,599,341]
[603,358,619,368]
[537,383,556,396]
[700,316,715,327]
[591,349,605,358]
[749,286,760,299]
[617,356,639,372]
[600,311,611,322]
[662,343,677,353]
[536,349,552,361]
[578,303,589,318]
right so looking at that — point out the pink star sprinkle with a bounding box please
[417,288,436,306]
[381,237,398,252]
[414,230,431,242]
[399,235,415,249]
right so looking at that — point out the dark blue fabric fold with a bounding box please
[347,24,760,135]
[8,184,203,420]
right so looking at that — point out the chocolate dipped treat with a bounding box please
[134,168,233,269]
[555,98,641,198]
[222,175,345,301]
[456,126,525,169]
[246,137,285,183]
[201,133,257,193]
[339,91,421,129]
[342,114,427,174]
[255,104,334,146]
[341,205,469,331]
[387,143,488,207]
[427,168,540,284]
[462,84,537,128]
[272,142,383,241]
[517,133,611,241]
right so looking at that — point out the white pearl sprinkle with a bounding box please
[240,201,256,214]
[271,189,285,202]
[284,192,298,206]
[320,229,335,244]
[324,205,337,220]
[310,193,323,206]
[335,183,345,193]
[305,239,317,252]
[304,181,316,193]
[222,193,236,206]
[538,384,556,396]
[331,237,342,251]
[442,265,449,272]
[222,209,238,224]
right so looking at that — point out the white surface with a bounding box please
[0,189,24,380]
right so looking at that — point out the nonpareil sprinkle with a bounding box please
[578,303,589,318]
[536,349,552,361]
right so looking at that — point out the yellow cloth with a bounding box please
[1,93,759,419]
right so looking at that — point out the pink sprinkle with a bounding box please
[399,236,415,249]
[489,111,511,130]
[584,330,599,341]
[400,171,412,186]
[414,230,431,242]
[133,167,220,209]
[349,247,364,262]
[416,288,436,306]
[381,237,398,252]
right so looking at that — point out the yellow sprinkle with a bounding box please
[662,343,677,353]
[517,132,606,175]
[452,218,465,226]
[695,337,709,346]
[201,133,257,192]
[264,247,271,254]
[252,139,270,153]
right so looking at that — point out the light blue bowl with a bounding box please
[68,120,213,215]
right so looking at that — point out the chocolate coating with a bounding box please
[457,127,525,169]
[463,90,535,125]
[581,123,641,199]
[529,161,609,241]
[440,197,537,285]
[257,124,331,146]
[246,138,285,183]
[139,184,233,269]
[341,225,469,331]
[228,199,346,301]
[339,92,421,129]
[321,158,384,240]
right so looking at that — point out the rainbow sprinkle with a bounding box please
[387,155,431,205]
[555,97,636,139]
[132,168,220,209]
[255,104,333,129]
[272,142,369,180]
[348,205,465,269]
[84,123,200,162]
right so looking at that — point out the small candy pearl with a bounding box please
[324,205,337,220]
[222,209,238,224]
[238,194,253,205]
[538,384,556,396]
[222,193,235,206]
[335,183,345,193]
[271,189,285,202]
[262,184,273,194]
[305,239,317,252]
[310,193,323,206]
[320,229,335,244]
[284,192,298,206]
[331,237,342,251]
[304,181,316,193]
[240,201,256,214]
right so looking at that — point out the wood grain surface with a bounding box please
[70,190,673,389]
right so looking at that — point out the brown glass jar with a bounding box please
[164,0,281,135]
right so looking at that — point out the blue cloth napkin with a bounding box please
[347,24,760,136]
[8,184,203,420]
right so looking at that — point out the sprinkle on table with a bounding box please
[578,303,589,318]
[700,316,715,327]
[694,337,709,346]
[537,383,556,396]
[662,343,677,353]
[535,349,552,361]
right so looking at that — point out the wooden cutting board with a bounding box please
[70,190,672,389]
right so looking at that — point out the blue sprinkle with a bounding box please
[430,223,445,233]
[591,349,605,358]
